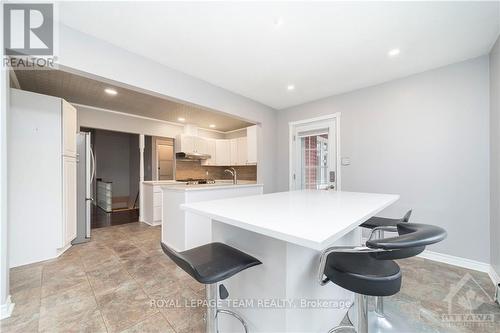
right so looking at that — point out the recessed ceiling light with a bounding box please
[287,84,295,91]
[274,17,284,28]
[209,124,216,128]
[387,48,400,57]
[104,88,117,95]
[178,117,185,122]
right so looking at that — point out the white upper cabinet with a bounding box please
[246,125,258,164]
[230,139,238,165]
[62,100,77,157]
[177,125,257,166]
[175,135,208,154]
[202,139,217,166]
[194,136,208,154]
[216,139,231,166]
[237,137,248,165]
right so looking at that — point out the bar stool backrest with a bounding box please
[366,223,447,251]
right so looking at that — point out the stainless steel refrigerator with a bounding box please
[73,132,95,244]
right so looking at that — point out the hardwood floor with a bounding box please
[91,205,139,229]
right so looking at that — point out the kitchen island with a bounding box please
[160,182,264,251]
[182,190,399,333]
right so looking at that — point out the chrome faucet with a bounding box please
[224,167,237,184]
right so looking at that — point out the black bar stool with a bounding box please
[318,223,446,333]
[358,209,412,324]
[161,242,261,333]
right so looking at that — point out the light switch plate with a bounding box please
[341,157,351,166]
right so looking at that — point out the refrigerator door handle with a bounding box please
[90,146,96,183]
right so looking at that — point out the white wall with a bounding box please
[59,25,276,192]
[277,57,490,263]
[0,20,11,315]
[490,36,500,278]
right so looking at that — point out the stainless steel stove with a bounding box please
[177,178,216,185]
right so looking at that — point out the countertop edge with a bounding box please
[181,205,324,250]
[160,183,264,191]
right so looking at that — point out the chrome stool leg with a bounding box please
[328,294,368,333]
[328,326,356,333]
[205,283,249,333]
[348,297,440,333]
[216,309,249,333]
[205,284,218,333]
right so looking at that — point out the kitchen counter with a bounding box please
[181,190,399,332]
[160,182,263,251]
[159,182,262,191]
[142,180,180,186]
[182,190,398,250]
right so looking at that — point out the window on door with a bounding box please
[290,115,340,191]
[301,133,329,189]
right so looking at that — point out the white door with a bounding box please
[157,143,174,180]
[290,116,339,190]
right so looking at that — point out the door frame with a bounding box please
[288,113,341,191]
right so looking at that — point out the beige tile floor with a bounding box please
[1,222,499,333]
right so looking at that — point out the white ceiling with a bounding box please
[13,69,254,132]
[58,1,500,109]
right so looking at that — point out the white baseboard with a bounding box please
[0,295,15,320]
[142,219,161,227]
[489,266,500,286]
[418,250,490,272]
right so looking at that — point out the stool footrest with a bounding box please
[216,308,249,333]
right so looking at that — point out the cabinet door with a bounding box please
[63,156,77,246]
[181,135,195,153]
[195,137,208,154]
[237,137,247,165]
[216,140,230,166]
[202,139,216,166]
[230,139,238,166]
[247,125,258,164]
[62,100,77,156]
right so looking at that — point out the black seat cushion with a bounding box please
[360,216,401,229]
[360,210,412,229]
[324,252,401,297]
[161,242,261,284]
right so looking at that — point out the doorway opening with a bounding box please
[289,113,341,191]
[81,127,141,228]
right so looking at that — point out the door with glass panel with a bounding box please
[290,117,337,190]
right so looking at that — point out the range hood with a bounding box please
[176,152,211,160]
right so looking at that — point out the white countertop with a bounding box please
[142,180,181,186]
[182,190,399,250]
[160,182,263,191]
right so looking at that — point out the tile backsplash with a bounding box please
[175,160,257,181]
